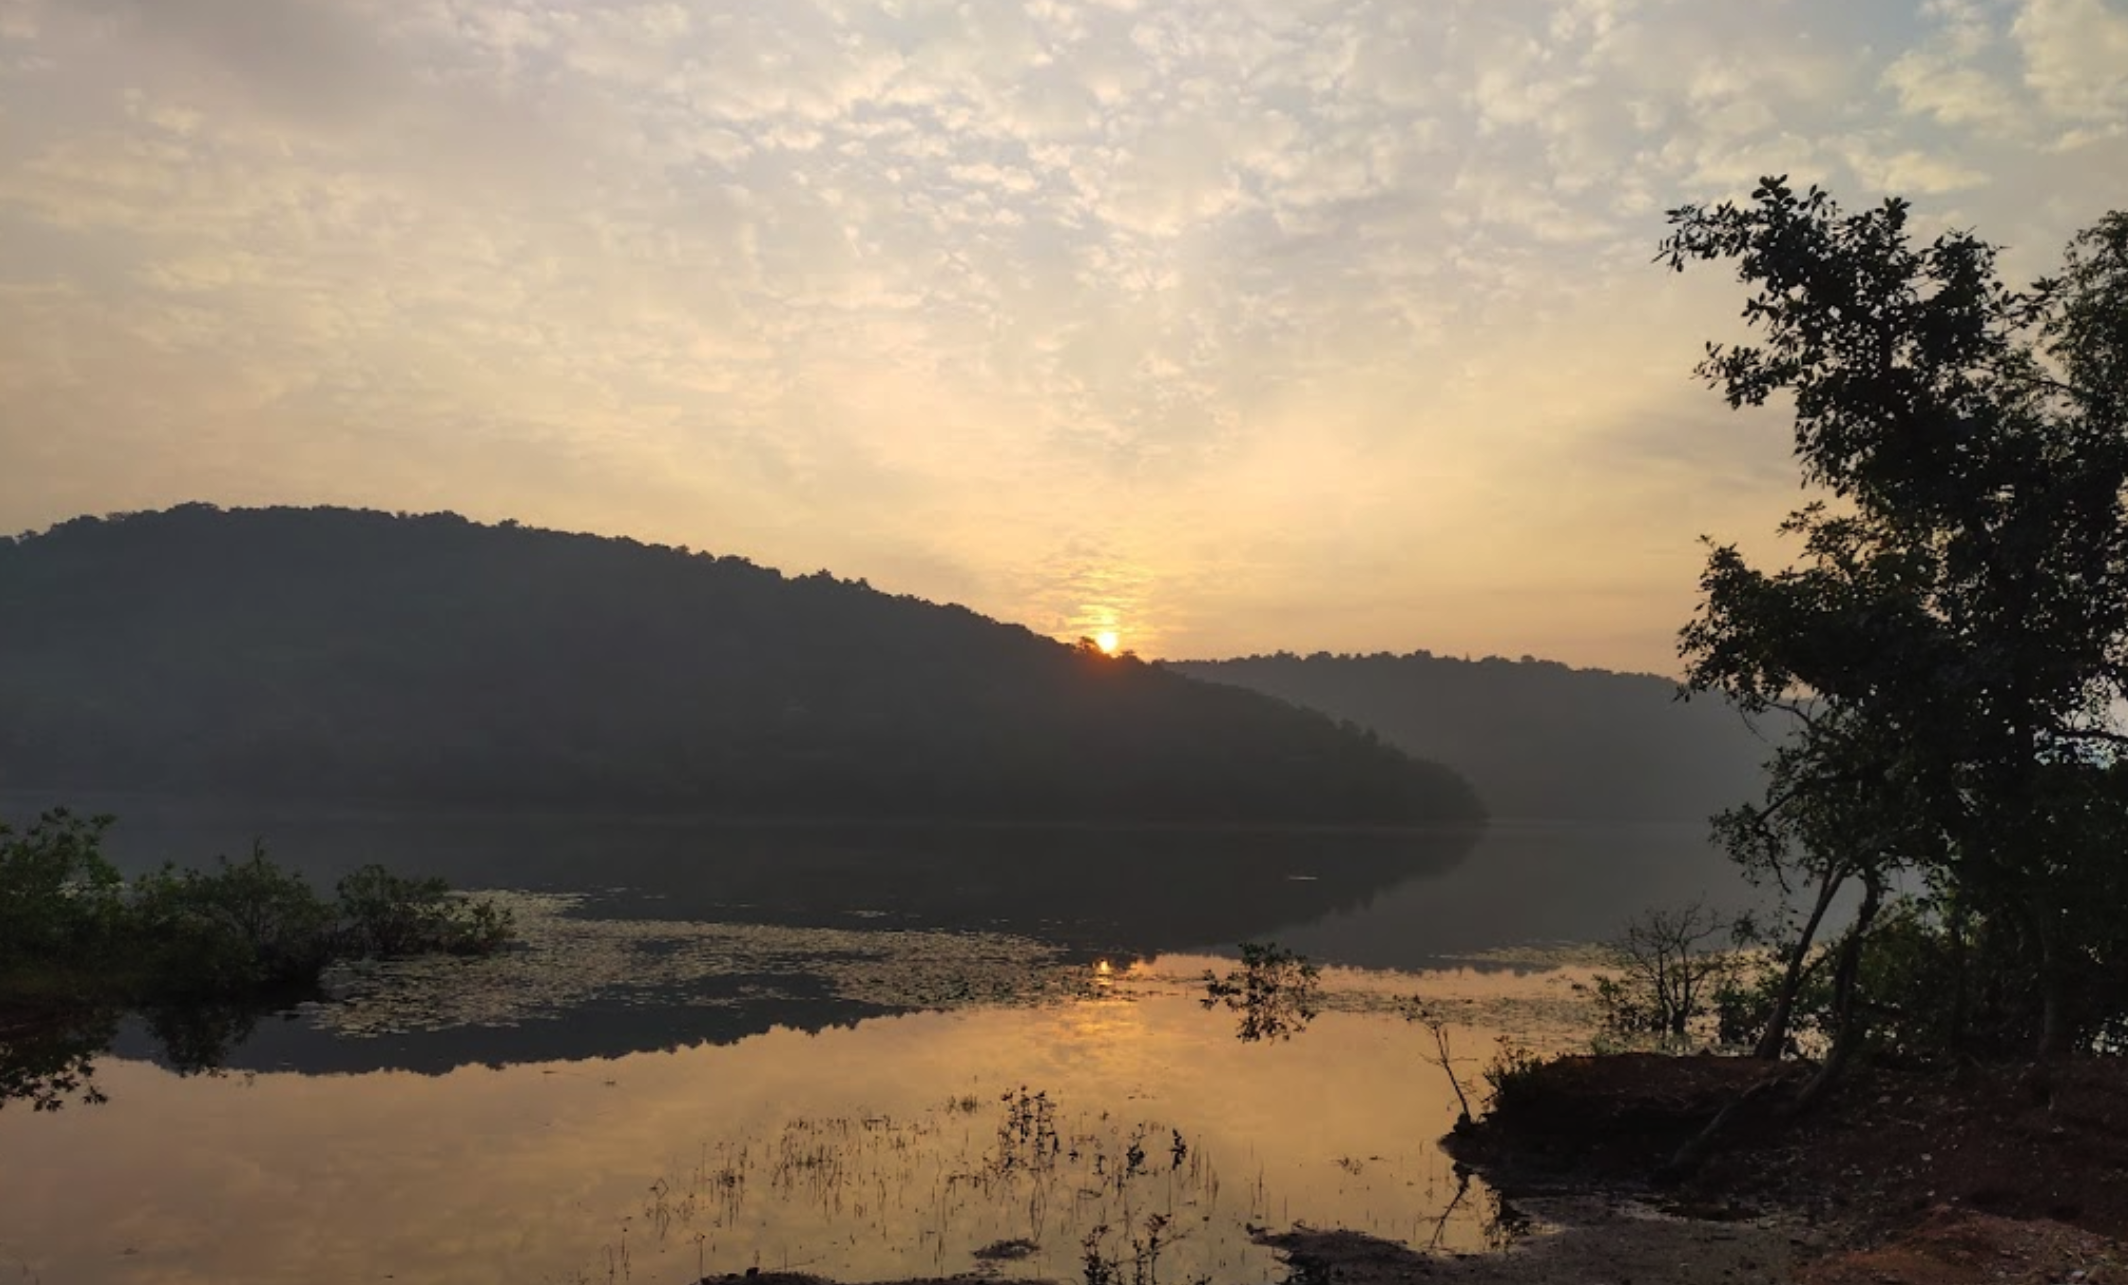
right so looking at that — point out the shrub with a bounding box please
[0,810,124,969]
[2,811,515,1008]
[132,845,338,991]
[334,864,514,958]
[1584,901,1742,1047]
[1480,1039,1549,1113]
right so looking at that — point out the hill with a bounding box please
[0,505,1482,825]
[1168,652,1774,822]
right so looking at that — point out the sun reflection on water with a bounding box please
[0,952,1586,1285]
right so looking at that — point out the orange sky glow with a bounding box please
[1,0,2122,674]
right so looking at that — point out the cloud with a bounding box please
[2013,0,2128,132]
[0,0,2121,672]
[71,0,408,129]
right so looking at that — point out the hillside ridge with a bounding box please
[1171,651,1774,822]
[0,504,1482,826]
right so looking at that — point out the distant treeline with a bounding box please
[1171,652,1775,822]
[0,505,1482,826]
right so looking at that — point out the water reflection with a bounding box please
[0,806,1754,1283]
[65,807,1484,957]
[2,1003,265,1113]
[35,803,1753,975]
[0,973,1568,1285]
[0,1010,115,1112]
[10,811,1484,1078]
[5,813,1751,1088]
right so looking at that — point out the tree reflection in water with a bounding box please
[1,1009,116,1112]
[1,1000,259,1112]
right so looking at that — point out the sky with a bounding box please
[0,0,2123,674]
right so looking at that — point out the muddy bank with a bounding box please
[702,1198,1812,1285]
[1257,1194,1807,1283]
[1439,1051,2128,1284]
[1451,1052,2128,1237]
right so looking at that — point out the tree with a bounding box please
[1663,180,2128,1068]
[0,810,123,971]
[1587,901,1736,1044]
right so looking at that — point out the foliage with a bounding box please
[1663,181,2128,1066]
[335,864,515,958]
[1479,1039,1548,1113]
[1584,901,1741,1045]
[0,807,516,1109]
[1707,929,1833,1056]
[1200,942,1321,1043]
[132,844,339,991]
[0,809,124,971]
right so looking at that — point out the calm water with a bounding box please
[0,806,1756,1284]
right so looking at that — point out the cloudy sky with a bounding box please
[0,0,2122,671]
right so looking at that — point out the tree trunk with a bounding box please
[1795,872,1885,1115]
[1755,863,1846,1060]
[1947,892,1970,1052]
[2035,889,2069,1063]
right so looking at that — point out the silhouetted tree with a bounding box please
[1663,180,2128,1066]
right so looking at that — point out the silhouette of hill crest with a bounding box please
[1170,652,1773,822]
[0,504,1482,825]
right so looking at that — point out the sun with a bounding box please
[1094,630,1120,655]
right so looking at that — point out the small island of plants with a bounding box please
[1,807,514,1109]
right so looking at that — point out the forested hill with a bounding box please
[1169,653,1775,823]
[0,505,1482,825]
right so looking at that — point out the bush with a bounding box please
[132,845,339,991]
[1480,1039,1549,1113]
[0,811,515,1009]
[334,865,514,958]
[1584,902,1742,1047]
[0,810,124,969]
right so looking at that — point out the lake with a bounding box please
[0,806,1758,1284]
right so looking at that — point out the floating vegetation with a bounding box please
[299,896,1599,1051]
[1430,942,1615,971]
[308,892,1093,1038]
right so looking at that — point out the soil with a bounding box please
[1440,1052,2128,1285]
[700,1053,2128,1285]
[1455,1053,2128,1237]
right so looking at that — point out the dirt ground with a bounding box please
[1437,1052,2128,1285]
[706,1053,2128,1285]
[1457,1053,2128,1235]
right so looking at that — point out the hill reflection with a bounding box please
[35,806,1483,1081]
[79,804,1483,953]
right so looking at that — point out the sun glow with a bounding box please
[1094,630,1120,654]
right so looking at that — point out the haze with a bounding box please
[1,0,2122,671]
